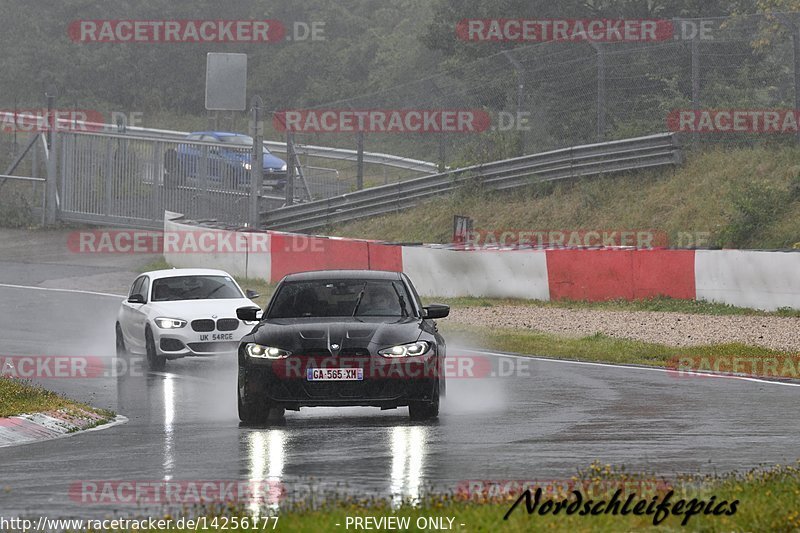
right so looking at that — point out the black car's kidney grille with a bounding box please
[297,348,371,358]
[216,318,239,331]
[191,319,215,332]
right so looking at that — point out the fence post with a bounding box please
[502,50,526,154]
[792,25,800,145]
[249,96,263,228]
[43,87,58,225]
[45,130,58,225]
[45,88,56,149]
[285,131,295,206]
[591,43,606,142]
[691,35,700,147]
[356,131,364,190]
[774,13,800,144]
[438,135,446,172]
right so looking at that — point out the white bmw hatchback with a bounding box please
[116,268,260,370]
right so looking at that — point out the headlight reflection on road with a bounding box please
[163,374,175,480]
[247,430,286,516]
[390,425,427,508]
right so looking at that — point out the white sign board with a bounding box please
[205,53,247,111]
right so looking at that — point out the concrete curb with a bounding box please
[0,411,127,448]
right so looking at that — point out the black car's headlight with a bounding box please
[154,317,187,329]
[378,341,431,358]
[245,343,291,359]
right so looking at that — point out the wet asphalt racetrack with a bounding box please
[1,260,800,519]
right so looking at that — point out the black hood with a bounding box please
[248,317,424,355]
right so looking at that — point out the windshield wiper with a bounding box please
[203,285,226,299]
[351,282,368,317]
[392,283,408,317]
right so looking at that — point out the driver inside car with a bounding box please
[359,286,400,316]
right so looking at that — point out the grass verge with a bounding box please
[424,295,800,317]
[83,462,800,531]
[441,322,799,377]
[0,377,114,421]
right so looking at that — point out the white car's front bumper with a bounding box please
[152,319,253,359]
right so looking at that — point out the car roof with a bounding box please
[188,131,246,137]
[281,270,403,282]
[140,268,237,280]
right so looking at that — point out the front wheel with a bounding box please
[408,381,440,421]
[145,328,166,371]
[238,368,284,424]
[115,323,127,358]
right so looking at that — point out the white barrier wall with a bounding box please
[695,250,800,311]
[401,246,550,299]
[164,214,271,281]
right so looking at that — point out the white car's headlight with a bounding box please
[378,341,431,358]
[242,162,252,171]
[155,317,187,329]
[280,163,287,171]
[245,343,291,359]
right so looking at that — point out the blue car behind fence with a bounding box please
[164,131,287,191]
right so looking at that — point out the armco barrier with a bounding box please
[162,214,800,309]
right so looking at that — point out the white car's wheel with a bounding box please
[145,327,166,371]
[115,323,127,358]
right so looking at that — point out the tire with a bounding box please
[145,327,166,371]
[115,323,127,358]
[238,367,284,424]
[408,380,440,421]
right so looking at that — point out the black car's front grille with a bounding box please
[341,348,371,358]
[216,318,239,331]
[300,379,412,400]
[191,319,215,332]
[187,341,239,353]
[296,348,371,358]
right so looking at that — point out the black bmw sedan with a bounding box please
[235,270,449,423]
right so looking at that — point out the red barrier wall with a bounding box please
[270,234,403,282]
[546,249,695,301]
[368,242,404,272]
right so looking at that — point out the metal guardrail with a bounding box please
[261,133,682,232]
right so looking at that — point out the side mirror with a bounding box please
[423,304,450,319]
[127,294,145,304]
[245,289,260,300]
[237,307,262,322]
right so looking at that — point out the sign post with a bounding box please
[205,53,261,227]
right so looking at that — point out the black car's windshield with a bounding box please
[151,275,243,301]
[268,279,413,318]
